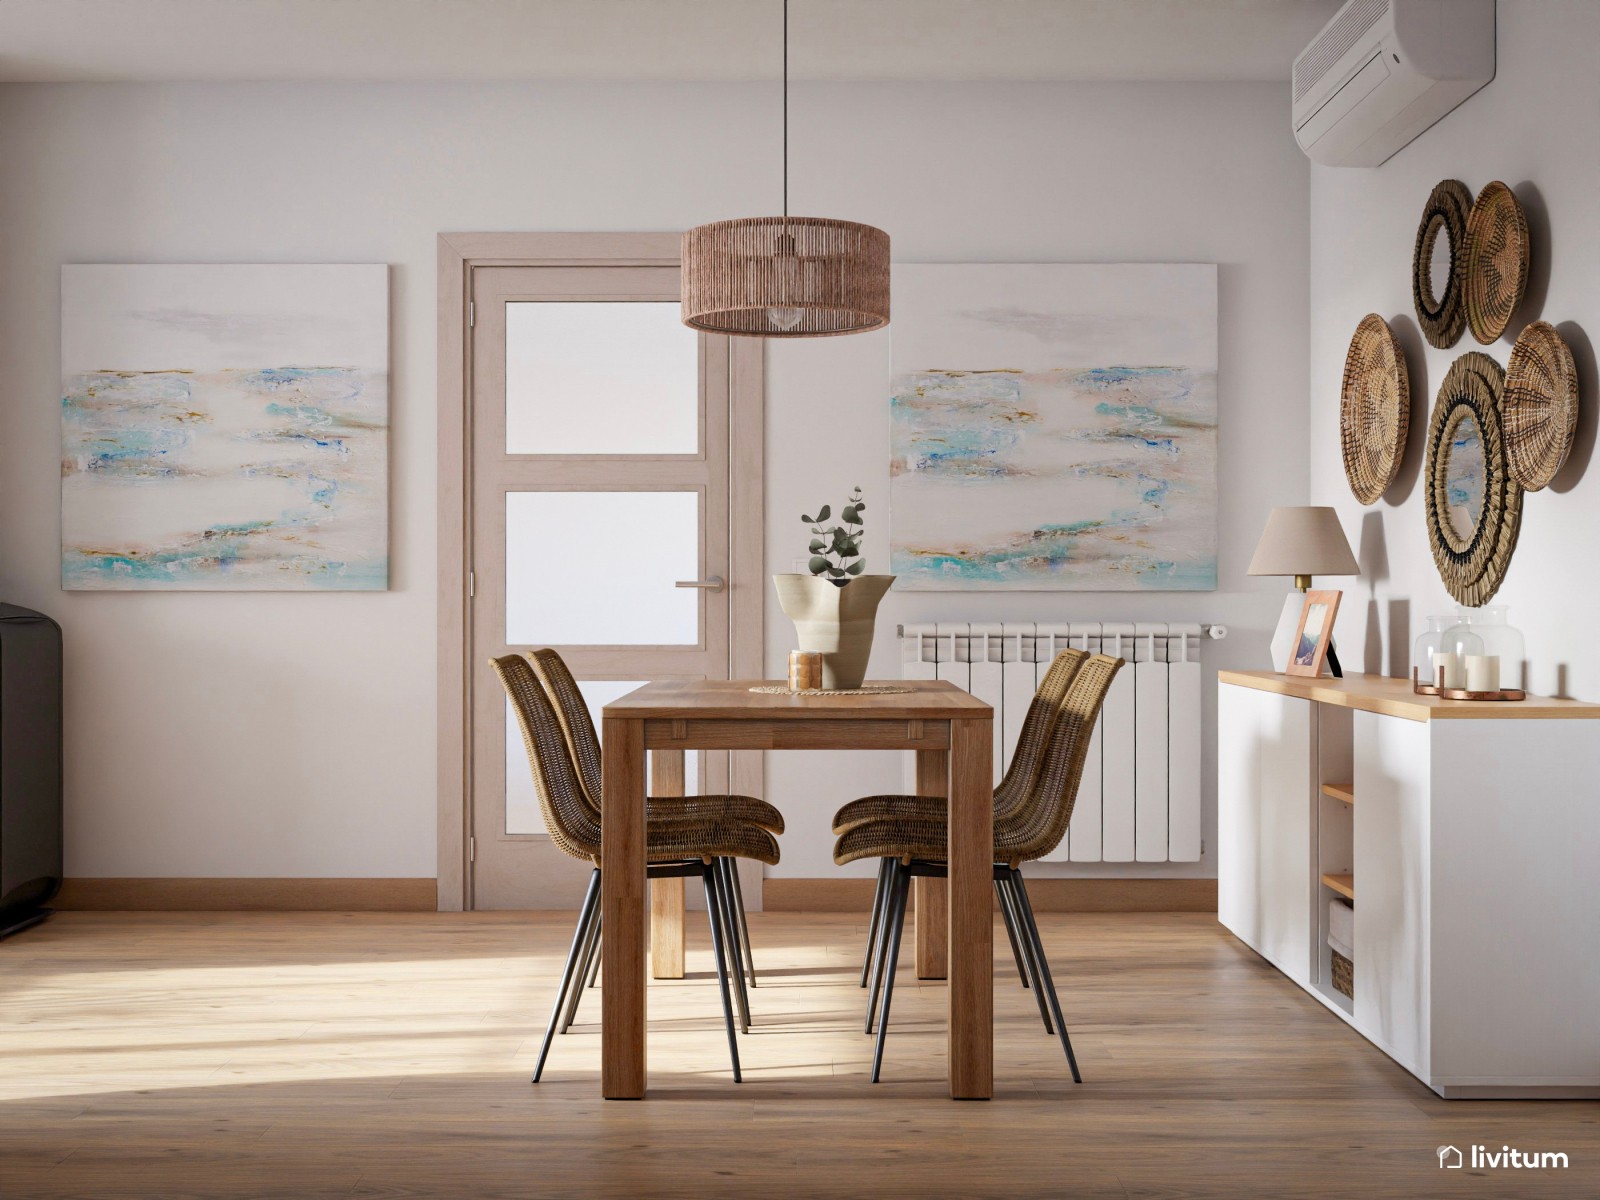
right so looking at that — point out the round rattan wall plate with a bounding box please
[1463,181,1530,346]
[1503,320,1578,492]
[1425,352,1521,606]
[1340,313,1410,504]
[1412,179,1472,349]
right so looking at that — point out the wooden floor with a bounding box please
[2,911,1595,1199]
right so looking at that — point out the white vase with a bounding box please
[772,574,894,689]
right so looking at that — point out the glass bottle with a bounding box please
[1411,615,1453,688]
[1437,616,1485,691]
[1466,605,1525,691]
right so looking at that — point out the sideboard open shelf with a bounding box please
[1218,670,1600,1099]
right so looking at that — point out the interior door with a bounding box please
[469,265,734,909]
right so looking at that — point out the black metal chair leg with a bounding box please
[859,858,891,988]
[701,864,742,1082]
[717,858,752,1033]
[995,877,1032,988]
[864,861,896,1033]
[871,863,911,1083]
[560,910,601,1033]
[999,876,1054,1034]
[725,857,757,988]
[1009,868,1081,1083]
[585,924,602,988]
[533,868,601,1083]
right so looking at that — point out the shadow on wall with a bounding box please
[1384,311,1428,505]
[1550,320,1596,494]
[1358,510,1391,676]
[1511,180,1551,342]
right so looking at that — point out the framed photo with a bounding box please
[1287,589,1342,677]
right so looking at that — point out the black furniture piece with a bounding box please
[0,604,62,938]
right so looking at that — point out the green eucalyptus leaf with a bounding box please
[846,559,864,575]
[816,504,831,522]
[801,513,813,524]
[809,538,825,553]
[827,565,845,577]
[841,504,857,523]
[808,556,829,575]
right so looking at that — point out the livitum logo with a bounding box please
[1437,1144,1571,1170]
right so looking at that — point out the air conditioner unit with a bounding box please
[1293,0,1495,167]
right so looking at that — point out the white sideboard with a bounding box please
[1218,671,1600,1099]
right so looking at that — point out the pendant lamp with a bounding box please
[681,0,889,338]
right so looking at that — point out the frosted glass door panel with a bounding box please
[505,491,699,646]
[505,303,698,455]
[506,680,697,834]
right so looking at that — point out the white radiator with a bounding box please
[899,622,1216,863]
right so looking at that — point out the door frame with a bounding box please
[436,232,765,912]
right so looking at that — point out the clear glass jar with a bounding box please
[1436,617,1486,690]
[1465,604,1525,691]
[1411,615,1453,687]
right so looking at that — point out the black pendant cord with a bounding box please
[782,0,789,224]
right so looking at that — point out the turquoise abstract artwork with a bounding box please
[61,265,388,590]
[890,264,1218,591]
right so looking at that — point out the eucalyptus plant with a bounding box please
[801,486,867,586]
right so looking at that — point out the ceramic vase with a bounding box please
[772,574,895,689]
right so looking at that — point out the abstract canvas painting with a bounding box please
[61,265,388,590]
[890,264,1217,591]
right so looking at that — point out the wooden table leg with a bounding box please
[649,748,686,980]
[601,716,647,1100]
[914,748,949,980]
[948,716,994,1100]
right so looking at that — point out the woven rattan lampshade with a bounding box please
[681,1,889,338]
[682,217,889,338]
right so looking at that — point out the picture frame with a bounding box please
[1287,589,1343,677]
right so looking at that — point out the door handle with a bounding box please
[675,577,725,592]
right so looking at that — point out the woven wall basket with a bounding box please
[1340,314,1410,504]
[1425,353,1522,607]
[1411,179,1472,349]
[1463,181,1530,346]
[1504,320,1579,492]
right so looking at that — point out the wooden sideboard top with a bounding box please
[1218,670,1600,722]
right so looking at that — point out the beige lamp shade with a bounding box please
[1248,506,1359,586]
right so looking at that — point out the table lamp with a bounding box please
[1248,506,1359,674]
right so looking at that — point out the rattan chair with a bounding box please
[833,653,1124,1083]
[527,648,781,996]
[490,654,779,1084]
[832,649,1089,999]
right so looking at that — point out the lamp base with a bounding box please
[1269,591,1301,673]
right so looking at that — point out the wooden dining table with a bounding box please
[599,678,994,1100]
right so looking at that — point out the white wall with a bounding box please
[1309,0,1600,705]
[0,79,1308,882]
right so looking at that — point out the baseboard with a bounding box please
[55,878,437,912]
[764,876,1216,913]
[763,877,878,911]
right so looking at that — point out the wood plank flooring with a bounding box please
[1,911,1595,1198]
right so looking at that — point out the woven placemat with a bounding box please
[1504,320,1578,492]
[749,685,914,696]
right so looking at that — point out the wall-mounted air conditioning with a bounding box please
[1293,0,1495,167]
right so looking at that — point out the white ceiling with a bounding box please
[0,0,1340,84]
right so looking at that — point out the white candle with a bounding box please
[1436,651,1463,689]
[1465,654,1500,693]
